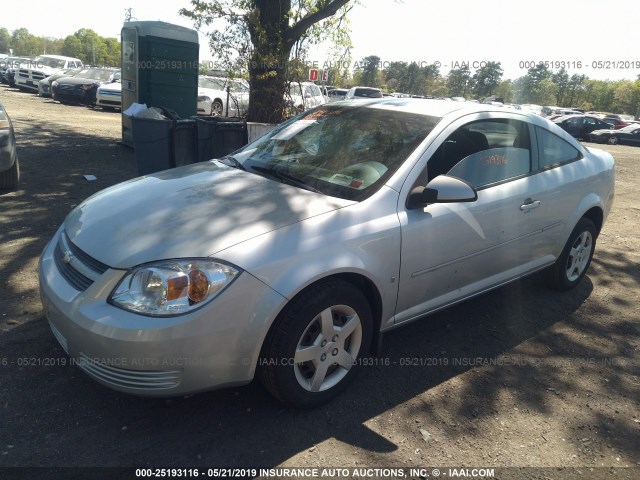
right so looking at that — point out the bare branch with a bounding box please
[286,0,352,47]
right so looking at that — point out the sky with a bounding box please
[4,0,640,82]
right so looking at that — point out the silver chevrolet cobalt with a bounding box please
[39,99,615,407]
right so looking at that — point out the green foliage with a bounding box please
[180,0,355,123]
[0,28,11,53]
[0,27,120,66]
[447,65,472,97]
[471,61,503,97]
[379,61,441,96]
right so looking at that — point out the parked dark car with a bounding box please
[602,117,630,130]
[554,114,612,140]
[39,68,81,97]
[589,124,640,146]
[0,102,19,190]
[52,68,119,105]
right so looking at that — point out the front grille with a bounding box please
[17,69,29,78]
[32,71,46,81]
[98,90,121,98]
[77,352,182,391]
[64,232,109,274]
[54,240,93,290]
[53,232,110,291]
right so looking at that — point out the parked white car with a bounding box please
[197,76,249,117]
[287,82,327,111]
[95,81,122,110]
[14,55,83,92]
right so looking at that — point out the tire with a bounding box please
[607,136,619,145]
[0,157,20,190]
[258,279,373,408]
[211,99,223,116]
[545,218,596,290]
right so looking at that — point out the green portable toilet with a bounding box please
[121,21,199,147]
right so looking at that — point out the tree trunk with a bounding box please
[246,52,289,124]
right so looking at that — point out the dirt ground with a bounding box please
[0,84,638,480]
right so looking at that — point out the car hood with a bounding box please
[30,66,61,75]
[55,77,99,86]
[98,82,121,93]
[63,161,352,269]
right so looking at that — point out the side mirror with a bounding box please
[407,175,478,210]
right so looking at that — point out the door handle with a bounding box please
[520,199,541,211]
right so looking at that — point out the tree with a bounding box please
[447,65,471,97]
[181,0,354,123]
[0,28,11,53]
[494,80,513,104]
[471,61,503,98]
[10,28,44,56]
[512,63,553,104]
[613,80,639,114]
[552,68,570,106]
[358,55,380,87]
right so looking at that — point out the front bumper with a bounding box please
[53,89,87,104]
[39,228,286,396]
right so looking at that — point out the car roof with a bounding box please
[39,54,82,61]
[333,97,502,118]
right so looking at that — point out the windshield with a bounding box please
[74,69,117,80]
[355,88,383,98]
[198,76,225,90]
[230,104,440,201]
[39,57,67,69]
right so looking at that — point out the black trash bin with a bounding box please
[131,115,175,175]
[195,117,248,163]
[174,118,198,168]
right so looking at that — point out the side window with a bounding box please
[536,126,582,168]
[427,118,532,188]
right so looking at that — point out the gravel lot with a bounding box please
[0,84,638,480]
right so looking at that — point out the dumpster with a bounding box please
[131,115,175,175]
[174,119,197,168]
[195,117,248,163]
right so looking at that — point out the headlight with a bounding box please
[109,259,240,316]
[52,81,59,88]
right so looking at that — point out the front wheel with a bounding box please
[258,279,373,408]
[607,136,619,145]
[545,218,596,290]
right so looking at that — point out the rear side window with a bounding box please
[536,127,582,169]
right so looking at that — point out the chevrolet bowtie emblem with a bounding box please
[62,250,74,264]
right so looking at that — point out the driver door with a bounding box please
[394,115,549,324]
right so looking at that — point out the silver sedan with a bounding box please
[39,99,615,407]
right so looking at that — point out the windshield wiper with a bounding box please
[251,165,323,194]
[218,156,246,171]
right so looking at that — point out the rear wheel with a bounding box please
[211,99,223,116]
[607,136,619,145]
[258,279,373,408]
[545,218,596,290]
[0,158,19,190]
